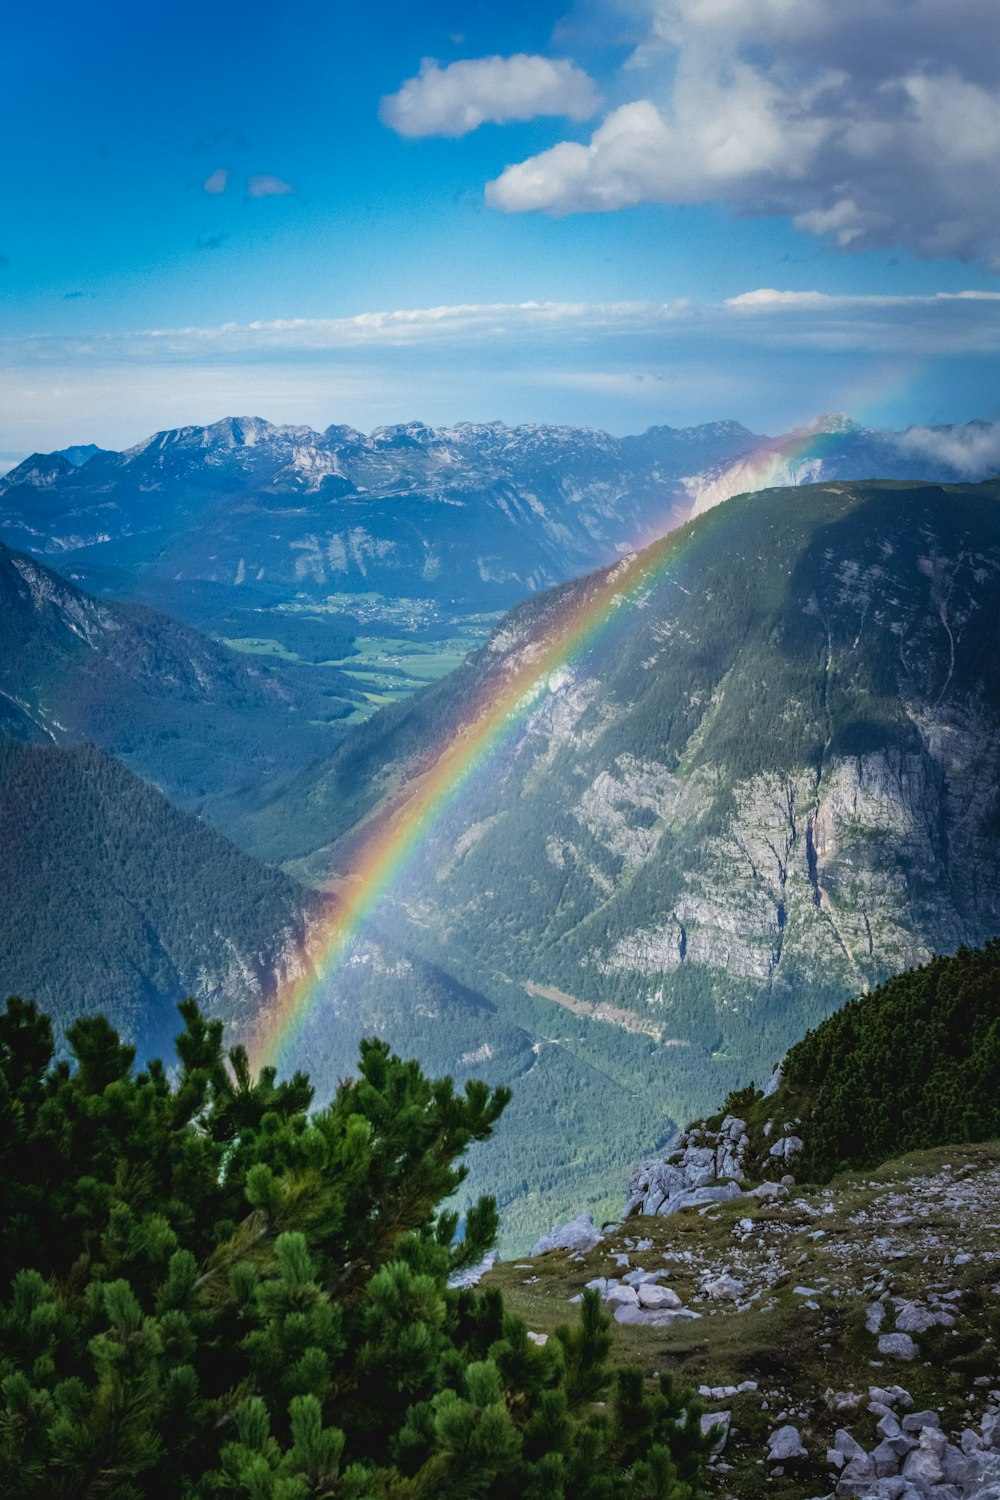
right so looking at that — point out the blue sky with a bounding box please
[3,0,1000,457]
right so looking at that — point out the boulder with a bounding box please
[604,1283,639,1308]
[767,1425,808,1463]
[873,1436,916,1476]
[751,1180,789,1201]
[901,1411,941,1434]
[866,1302,887,1333]
[763,1059,785,1098]
[700,1411,731,1452]
[769,1134,804,1161]
[638,1283,682,1310]
[878,1333,919,1362]
[531,1212,604,1257]
[894,1300,955,1333]
[701,1272,747,1301]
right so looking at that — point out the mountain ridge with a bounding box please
[4,415,995,637]
[244,477,1000,1151]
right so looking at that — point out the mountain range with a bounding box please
[3,414,996,638]
[5,418,1000,1247]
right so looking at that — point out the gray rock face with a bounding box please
[625,1117,749,1217]
[769,1134,804,1161]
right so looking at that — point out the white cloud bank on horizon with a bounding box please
[380,54,599,138]
[484,0,1000,269]
[2,290,998,456]
[34,288,1000,359]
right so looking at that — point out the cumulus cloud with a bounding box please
[202,168,228,194]
[246,174,295,198]
[486,0,1000,268]
[380,54,599,138]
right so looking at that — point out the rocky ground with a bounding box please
[481,1142,1000,1500]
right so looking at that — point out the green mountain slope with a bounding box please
[0,736,317,1058]
[241,478,1000,1169]
[0,541,358,821]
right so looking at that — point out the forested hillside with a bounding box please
[0,737,317,1057]
[738,939,1000,1182]
[0,541,358,820]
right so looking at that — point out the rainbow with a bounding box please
[247,412,879,1075]
[246,519,712,1075]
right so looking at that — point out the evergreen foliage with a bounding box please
[750,941,1000,1180]
[0,999,708,1499]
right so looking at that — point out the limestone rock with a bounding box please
[901,1411,941,1434]
[894,1298,956,1333]
[701,1272,747,1301]
[763,1060,785,1098]
[604,1283,639,1308]
[530,1212,604,1257]
[625,1116,750,1218]
[768,1425,808,1463]
[701,1411,731,1452]
[867,1301,888,1333]
[878,1332,919,1361]
[638,1283,682,1310]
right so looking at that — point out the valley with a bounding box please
[4,421,1000,1253]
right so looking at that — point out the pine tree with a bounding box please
[0,997,708,1498]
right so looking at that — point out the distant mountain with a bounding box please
[686,414,1000,517]
[0,415,765,616]
[0,735,317,1060]
[54,443,111,468]
[248,477,1000,1147]
[3,415,996,629]
[0,541,358,819]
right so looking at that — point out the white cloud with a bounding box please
[202,168,227,195]
[894,421,1000,477]
[486,0,1000,268]
[2,290,998,367]
[1,292,997,454]
[380,54,599,138]
[246,174,295,198]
